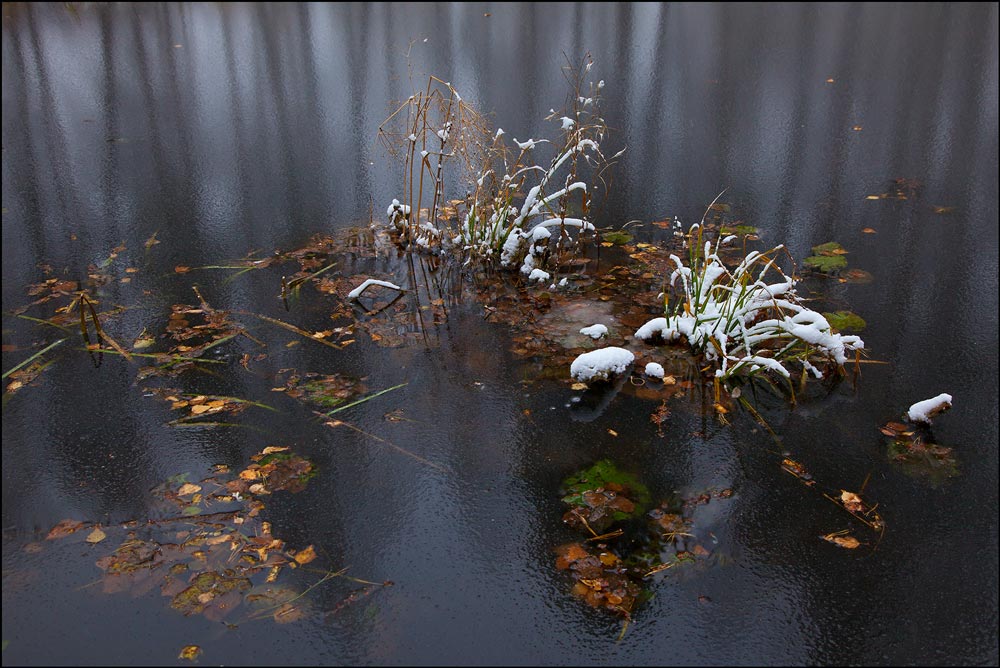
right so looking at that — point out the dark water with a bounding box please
[2,3,997,665]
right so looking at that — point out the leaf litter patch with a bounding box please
[274,370,367,410]
[71,446,390,626]
[554,460,734,621]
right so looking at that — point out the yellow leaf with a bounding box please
[85,528,107,544]
[571,383,588,391]
[178,646,202,661]
[261,446,290,455]
[293,544,317,565]
[177,483,201,496]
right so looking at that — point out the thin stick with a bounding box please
[322,383,408,416]
[3,339,66,379]
[16,314,73,334]
[77,348,225,364]
[318,414,447,472]
[254,314,348,350]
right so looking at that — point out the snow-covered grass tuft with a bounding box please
[378,55,621,275]
[907,393,952,424]
[635,221,865,388]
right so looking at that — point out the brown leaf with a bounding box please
[177,483,202,496]
[174,266,191,274]
[46,519,87,540]
[840,490,863,513]
[822,533,861,549]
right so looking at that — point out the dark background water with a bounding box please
[2,3,997,665]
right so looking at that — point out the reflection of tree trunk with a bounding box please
[25,3,80,250]
[3,15,48,266]
[220,4,253,235]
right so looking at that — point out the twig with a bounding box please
[3,339,66,379]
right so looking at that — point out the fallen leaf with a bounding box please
[571,383,588,391]
[178,645,202,661]
[293,545,317,565]
[178,483,202,496]
[840,490,863,513]
[822,532,861,549]
[174,266,191,274]
[862,227,876,234]
[261,446,290,455]
[86,528,107,544]
[931,206,954,214]
[46,519,87,540]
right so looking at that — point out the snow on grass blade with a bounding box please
[635,223,865,383]
[347,279,404,301]
[906,393,952,424]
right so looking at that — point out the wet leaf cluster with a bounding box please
[555,461,732,618]
[88,447,323,624]
[277,370,367,409]
[879,420,958,484]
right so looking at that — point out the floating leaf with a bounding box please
[86,528,107,544]
[293,545,317,565]
[178,646,201,661]
[838,268,874,284]
[602,231,632,246]
[823,311,866,332]
[804,254,848,272]
[840,490,863,513]
[719,224,759,236]
[822,532,860,549]
[811,242,847,256]
[46,519,87,540]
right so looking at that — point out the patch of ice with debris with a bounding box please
[907,393,952,424]
[570,347,634,383]
[644,362,665,379]
[579,324,608,339]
